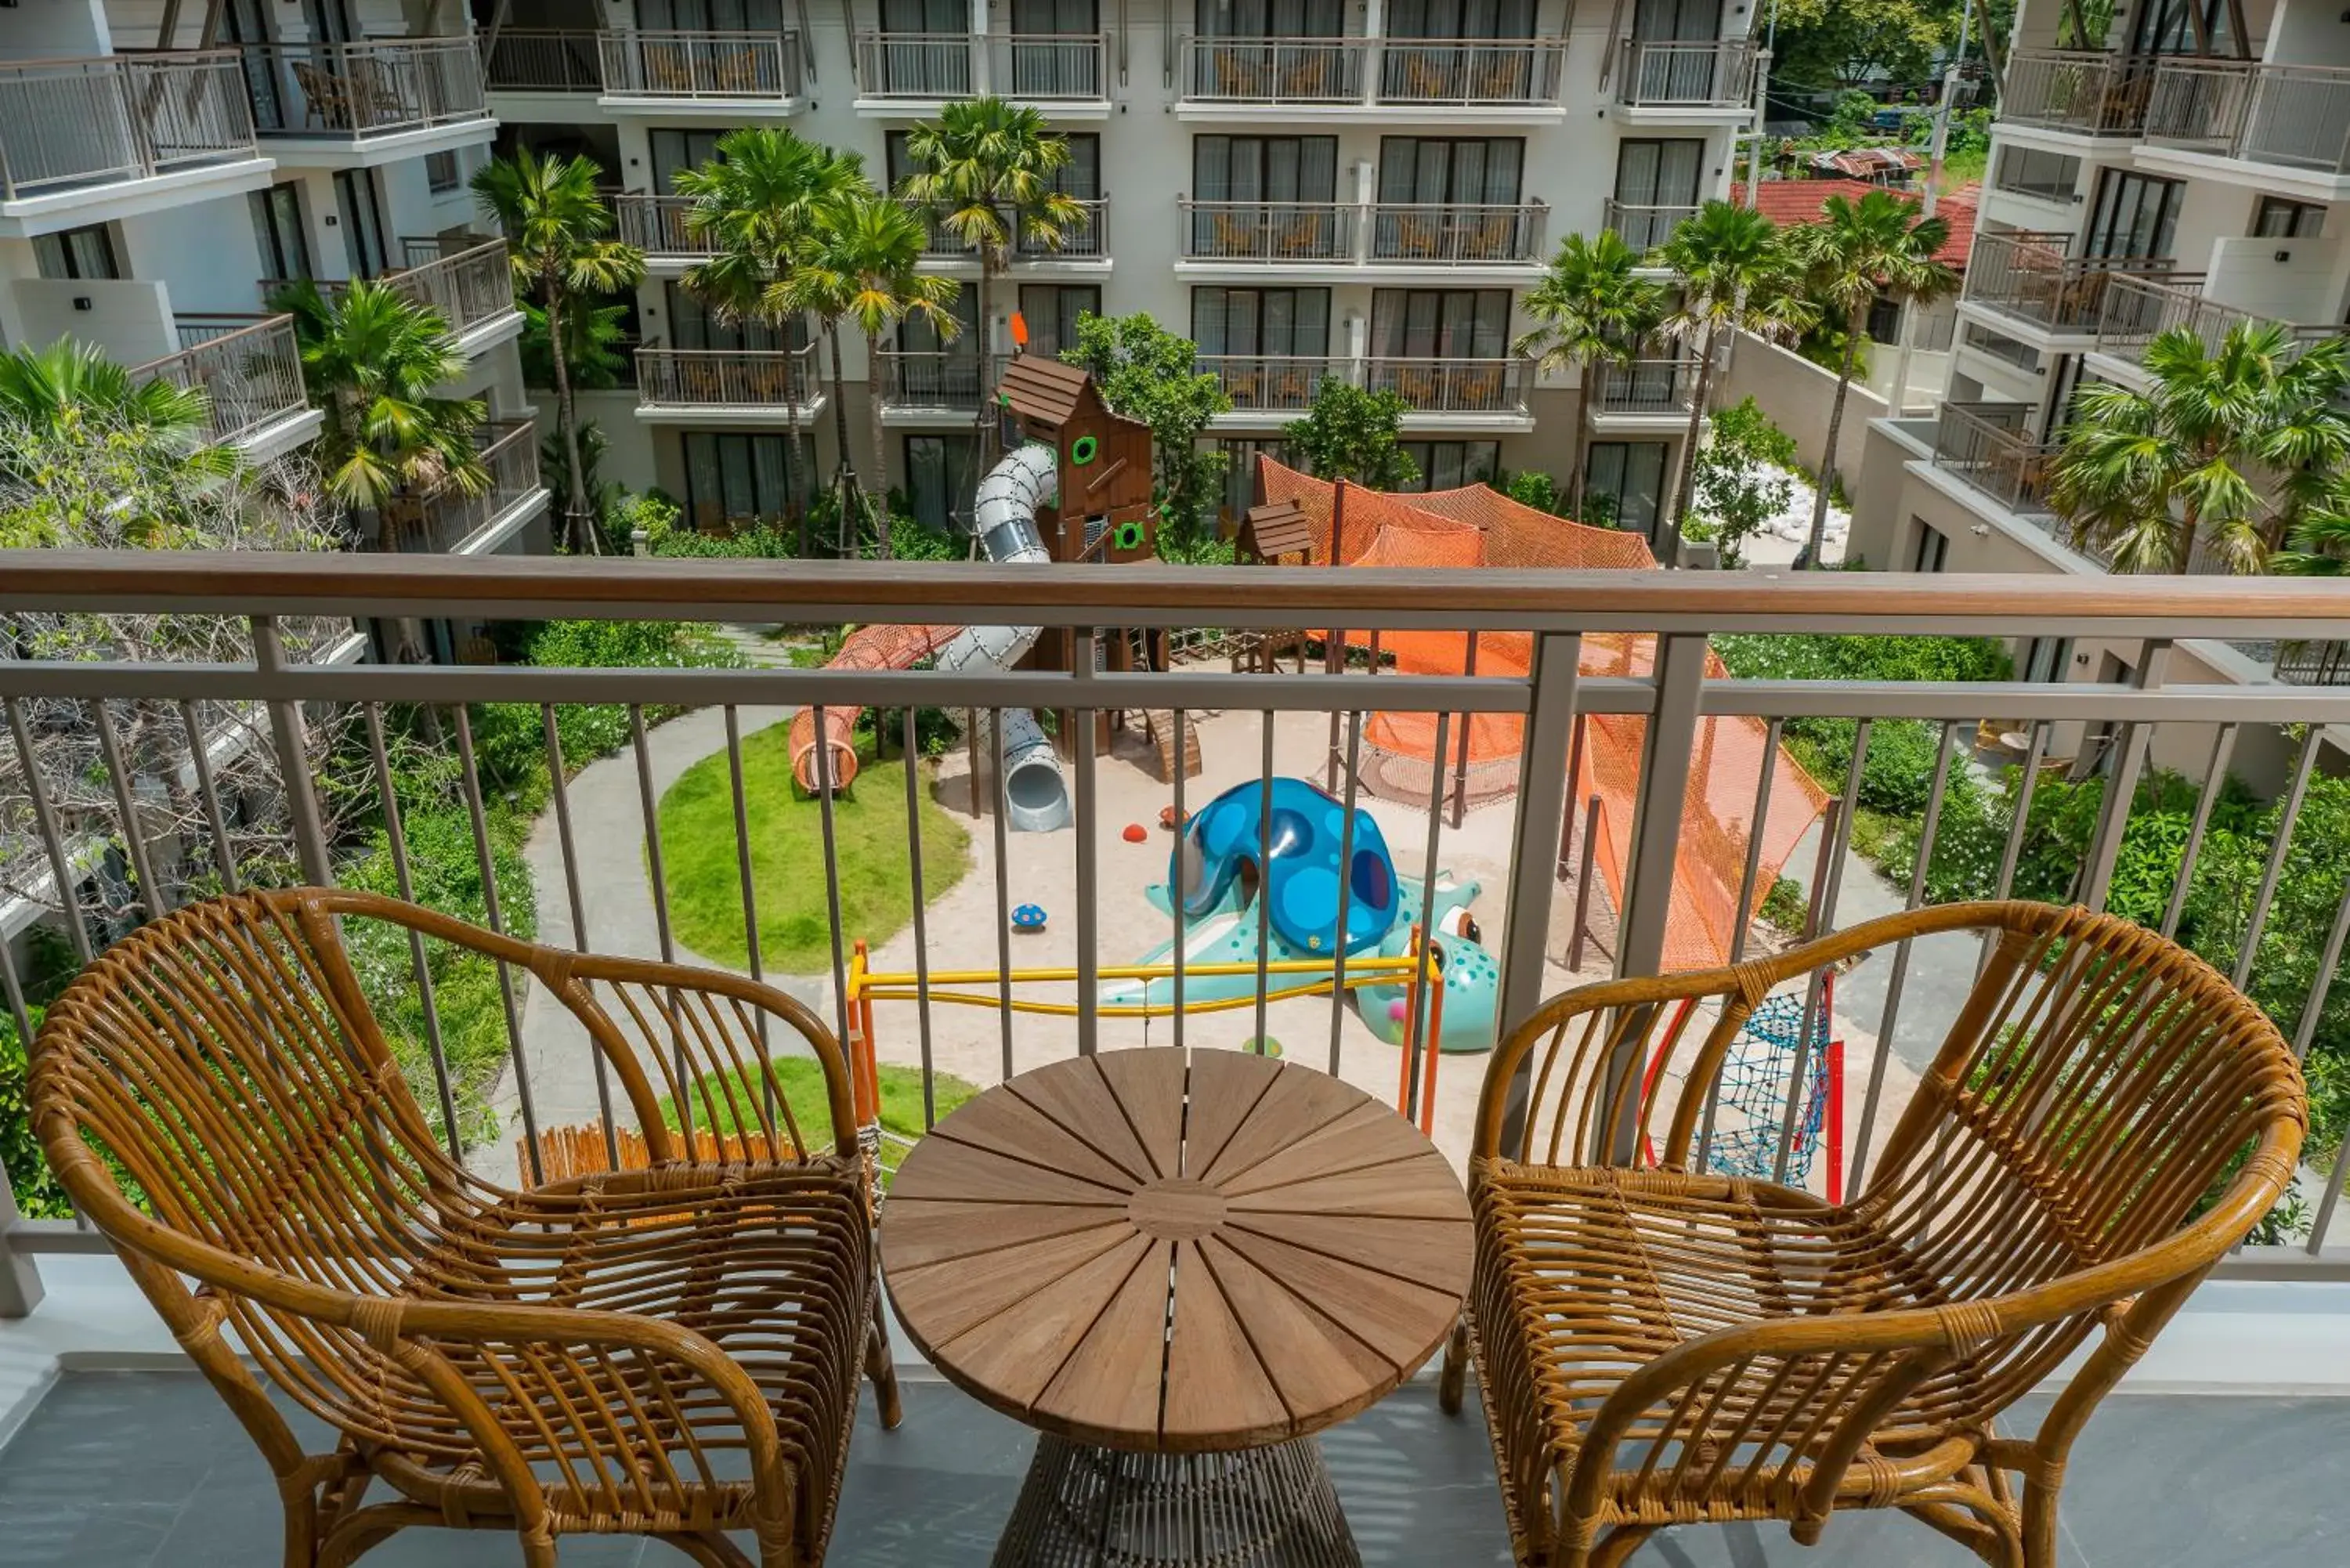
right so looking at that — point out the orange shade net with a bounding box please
[1257,456,1829,973]
[784,622,966,793]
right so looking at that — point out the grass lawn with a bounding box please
[656,721,971,973]
[660,1057,979,1183]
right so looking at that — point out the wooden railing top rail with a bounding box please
[6,553,2350,638]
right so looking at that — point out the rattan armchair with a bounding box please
[1442,901,2304,1568]
[30,887,898,1568]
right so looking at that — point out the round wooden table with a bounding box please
[880,1047,1473,1568]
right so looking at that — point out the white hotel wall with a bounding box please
[559,0,1755,499]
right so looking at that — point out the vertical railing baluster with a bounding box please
[1495,633,1581,1152]
[2163,723,2240,941]
[1327,709,1365,1077]
[2292,869,2350,1064]
[1254,710,1275,1054]
[1846,721,1961,1194]
[628,703,692,1117]
[451,704,539,1184]
[7,697,92,966]
[991,707,1014,1082]
[541,705,619,1165]
[1173,706,1189,1053]
[2233,726,2319,991]
[902,706,937,1129]
[92,699,165,917]
[1726,718,1783,968]
[364,704,462,1161]
[1772,721,1869,1187]
[2079,641,2168,913]
[810,705,855,1071]
[251,615,333,888]
[178,699,241,894]
[1075,633,1100,1058]
[1408,708,1453,1124]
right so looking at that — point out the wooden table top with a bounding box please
[879,1047,1472,1454]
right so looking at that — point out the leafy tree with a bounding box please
[1283,379,1419,493]
[1652,201,1814,562]
[1513,229,1663,518]
[271,279,486,548]
[0,339,234,502]
[1505,468,1569,517]
[674,127,847,532]
[1691,398,1801,567]
[1786,189,1955,567]
[799,188,961,555]
[900,97,1085,452]
[2274,482,2350,576]
[1060,311,1232,548]
[519,294,631,396]
[472,148,645,554]
[1770,0,1979,92]
[2048,324,2350,573]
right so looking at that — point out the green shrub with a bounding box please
[0,1005,65,1219]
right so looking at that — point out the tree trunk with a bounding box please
[867,327,893,558]
[775,315,806,547]
[824,321,859,555]
[1567,355,1591,520]
[1660,328,1718,563]
[1805,311,1864,569]
[971,252,998,460]
[545,273,598,556]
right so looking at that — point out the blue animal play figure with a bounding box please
[1103,778,1502,1052]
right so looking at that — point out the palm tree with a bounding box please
[472,148,645,555]
[2048,323,2350,573]
[272,279,486,548]
[1786,190,1956,568]
[1652,201,1814,562]
[900,97,1084,450]
[0,339,230,483]
[797,190,962,557]
[675,128,860,533]
[1513,229,1664,520]
[2274,486,2350,576]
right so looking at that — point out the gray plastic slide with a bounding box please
[937,443,1071,833]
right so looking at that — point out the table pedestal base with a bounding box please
[992,1433,1362,1568]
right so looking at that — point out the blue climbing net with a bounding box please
[1705,988,1834,1183]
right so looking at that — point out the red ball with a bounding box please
[1121,822,1148,844]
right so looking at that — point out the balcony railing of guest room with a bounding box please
[1614,38,1758,107]
[0,51,256,200]
[2001,49,2157,136]
[130,314,308,449]
[235,38,487,139]
[2147,59,2350,174]
[7,558,2350,1319]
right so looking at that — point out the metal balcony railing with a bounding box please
[598,28,804,100]
[383,239,517,340]
[480,28,603,92]
[2273,640,2350,685]
[1368,202,1548,264]
[1198,355,1343,411]
[130,315,308,450]
[1376,38,1567,105]
[1363,356,1528,414]
[1177,34,1368,103]
[2147,59,2350,173]
[1931,401,2059,517]
[613,193,711,257]
[854,31,976,97]
[9,555,2350,1302]
[877,350,1014,410]
[1180,201,1356,262]
[2001,49,2154,135]
[1614,39,1758,107]
[236,38,488,138]
[989,33,1110,99]
[637,341,822,413]
[1964,231,2177,334]
[1018,197,1110,258]
[374,418,541,554]
[1596,359,1700,416]
[1602,199,1696,253]
[0,51,256,201]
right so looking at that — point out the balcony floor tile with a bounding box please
[2,1368,2345,1565]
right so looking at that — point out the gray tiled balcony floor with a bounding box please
[0,1371,2339,1566]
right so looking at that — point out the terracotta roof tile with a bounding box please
[1730,179,1976,268]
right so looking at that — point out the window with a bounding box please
[1217,439,1291,522]
[2084,168,2183,261]
[1911,520,1949,573]
[1398,440,1499,492]
[1962,323,2038,373]
[1191,287,1331,357]
[2253,197,2323,240]
[1387,0,1536,38]
[332,168,391,278]
[666,282,804,352]
[2128,0,2240,56]
[1012,0,1097,35]
[2020,637,2073,683]
[1017,285,1100,357]
[33,225,120,281]
[1992,145,2080,203]
[1611,139,1705,247]
[904,435,983,533]
[426,150,463,194]
[1369,288,1512,359]
[1585,441,1668,537]
[1192,135,1340,203]
[1630,0,1722,41]
[1195,0,1344,36]
[682,432,801,529]
[1865,293,1903,345]
[900,281,978,354]
[652,129,725,190]
[249,183,312,281]
[641,0,789,26]
[1376,139,1525,207]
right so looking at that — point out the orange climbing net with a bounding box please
[783,623,965,793]
[1257,457,1829,973]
